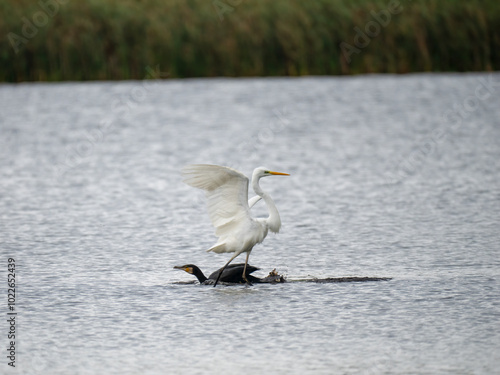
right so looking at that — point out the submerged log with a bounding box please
[289,276,392,283]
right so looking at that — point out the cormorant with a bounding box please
[174,263,261,284]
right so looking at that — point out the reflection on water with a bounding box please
[1,73,499,374]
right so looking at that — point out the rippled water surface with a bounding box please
[1,74,500,374]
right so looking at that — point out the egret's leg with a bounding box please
[213,252,240,287]
[242,252,251,285]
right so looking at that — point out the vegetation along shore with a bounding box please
[1,0,499,82]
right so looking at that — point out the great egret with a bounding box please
[181,164,289,287]
[173,264,261,284]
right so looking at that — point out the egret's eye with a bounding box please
[264,171,270,174]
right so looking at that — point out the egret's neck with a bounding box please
[252,177,281,233]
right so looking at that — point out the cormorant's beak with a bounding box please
[174,265,193,274]
[269,171,290,176]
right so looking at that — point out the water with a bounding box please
[1,73,499,374]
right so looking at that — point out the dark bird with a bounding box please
[174,263,261,284]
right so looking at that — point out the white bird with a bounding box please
[181,164,289,287]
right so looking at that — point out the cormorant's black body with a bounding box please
[174,263,261,284]
[208,264,261,284]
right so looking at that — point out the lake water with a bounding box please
[1,73,499,374]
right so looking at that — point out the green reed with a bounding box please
[0,0,498,82]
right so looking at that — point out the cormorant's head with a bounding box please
[173,264,197,274]
[173,264,207,283]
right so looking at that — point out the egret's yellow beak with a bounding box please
[269,171,290,176]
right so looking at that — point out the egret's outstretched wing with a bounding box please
[182,165,253,249]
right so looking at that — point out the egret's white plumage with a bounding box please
[181,164,289,286]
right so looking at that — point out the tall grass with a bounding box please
[0,0,499,82]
